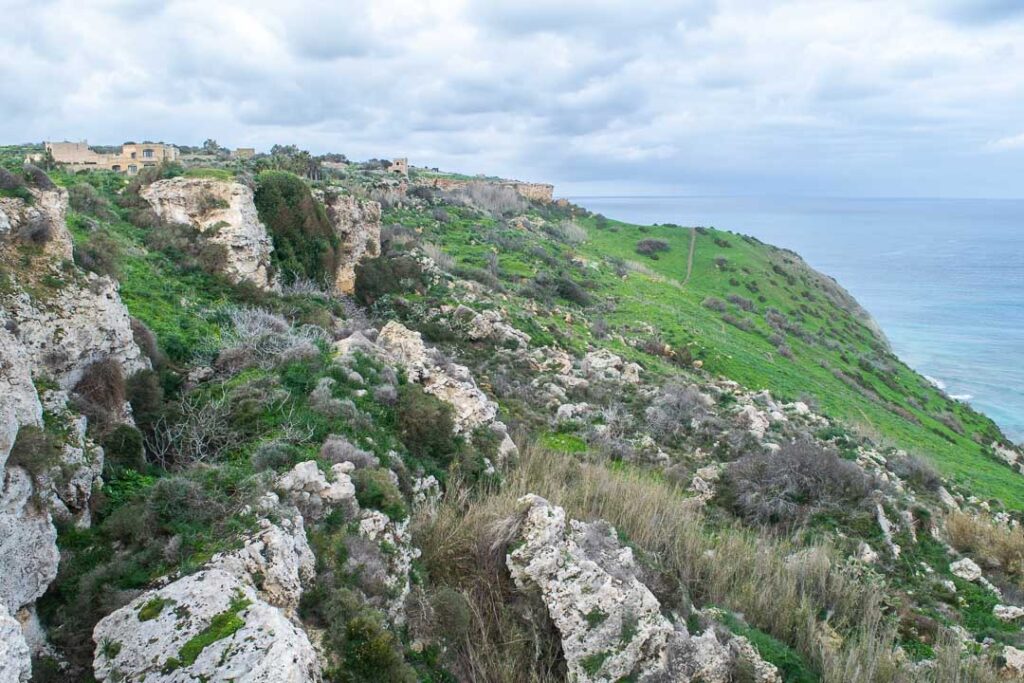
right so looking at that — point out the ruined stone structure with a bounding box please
[232,147,256,159]
[388,158,409,176]
[45,140,179,175]
[425,176,554,203]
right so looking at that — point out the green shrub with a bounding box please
[127,370,164,440]
[353,468,407,521]
[254,170,338,286]
[8,425,61,476]
[74,230,123,278]
[353,255,426,306]
[101,424,146,474]
[74,358,126,425]
[396,384,457,469]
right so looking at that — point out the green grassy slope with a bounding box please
[398,204,1022,508]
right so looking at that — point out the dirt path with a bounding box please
[681,227,697,286]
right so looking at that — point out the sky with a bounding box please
[3,0,1024,197]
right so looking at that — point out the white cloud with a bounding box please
[2,0,1024,196]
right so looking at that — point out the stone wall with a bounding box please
[424,177,554,203]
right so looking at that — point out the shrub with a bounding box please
[254,170,339,286]
[321,435,377,469]
[101,424,146,474]
[8,425,61,476]
[17,215,53,244]
[352,468,406,520]
[68,183,113,219]
[645,383,713,444]
[702,297,727,312]
[546,220,587,244]
[73,358,126,426]
[448,182,526,216]
[946,511,1024,579]
[353,255,426,306]
[936,411,965,435]
[23,164,55,190]
[420,242,454,270]
[252,440,301,471]
[127,370,164,439]
[396,384,457,468]
[74,231,122,278]
[889,453,941,492]
[216,307,328,372]
[635,238,670,258]
[727,294,755,311]
[722,440,876,526]
[130,318,164,368]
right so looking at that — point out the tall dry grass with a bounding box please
[415,444,1004,682]
[946,511,1024,585]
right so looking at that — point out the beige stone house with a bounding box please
[45,140,179,175]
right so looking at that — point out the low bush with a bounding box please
[352,468,406,520]
[354,255,427,306]
[396,384,457,470]
[101,424,146,474]
[702,296,727,312]
[635,238,669,258]
[74,231,123,278]
[8,425,62,476]
[946,511,1024,581]
[721,440,876,526]
[68,183,114,219]
[321,435,377,469]
[17,215,53,244]
[23,164,56,190]
[74,358,126,419]
[889,453,942,492]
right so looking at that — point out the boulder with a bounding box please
[92,569,320,683]
[277,460,356,520]
[506,495,780,682]
[321,192,381,294]
[950,557,982,582]
[208,513,315,616]
[994,604,1024,622]
[142,178,278,290]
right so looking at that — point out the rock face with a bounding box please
[92,569,320,683]
[276,460,356,520]
[506,495,779,682]
[582,349,642,384]
[322,192,381,295]
[950,557,982,582]
[0,188,147,677]
[377,321,498,432]
[93,515,321,682]
[0,606,30,683]
[141,178,278,290]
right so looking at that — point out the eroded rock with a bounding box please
[142,178,278,290]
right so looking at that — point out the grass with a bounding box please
[416,443,1006,683]
[163,591,251,671]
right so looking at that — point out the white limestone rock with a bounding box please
[950,557,983,582]
[92,569,320,683]
[581,349,641,384]
[376,321,499,433]
[506,495,779,682]
[0,327,42,472]
[994,604,1024,622]
[320,192,381,295]
[0,605,30,683]
[208,514,315,616]
[357,510,420,624]
[277,460,356,520]
[142,178,278,290]
[0,468,58,617]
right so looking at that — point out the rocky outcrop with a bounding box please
[582,349,642,384]
[506,494,780,682]
[141,178,278,290]
[276,460,356,521]
[0,605,30,683]
[0,468,58,626]
[0,187,73,262]
[321,192,380,294]
[92,569,320,683]
[93,511,321,682]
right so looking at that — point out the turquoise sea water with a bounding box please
[570,196,1024,443]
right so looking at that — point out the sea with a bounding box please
[570,196,1024,444]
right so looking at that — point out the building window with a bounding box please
[143,148,154,158]
[112,165,121,171]
[130,152,136,159]
[128,165,138,174]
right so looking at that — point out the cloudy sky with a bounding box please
[3,0,1024,197]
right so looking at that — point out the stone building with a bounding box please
[388,158,409,176]
[45,140,179,175]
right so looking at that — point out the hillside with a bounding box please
[1,145,1023,682]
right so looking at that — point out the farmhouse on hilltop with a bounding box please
[44,140,179,174]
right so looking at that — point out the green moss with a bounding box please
[171,592,251,670]
[580,650,611,676]
[137,596,174,621]
[585,608,608,628]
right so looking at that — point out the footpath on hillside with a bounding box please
[681,227,696,286]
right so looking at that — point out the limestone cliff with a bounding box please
[141,177,279,290]
[319,190,381,295]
